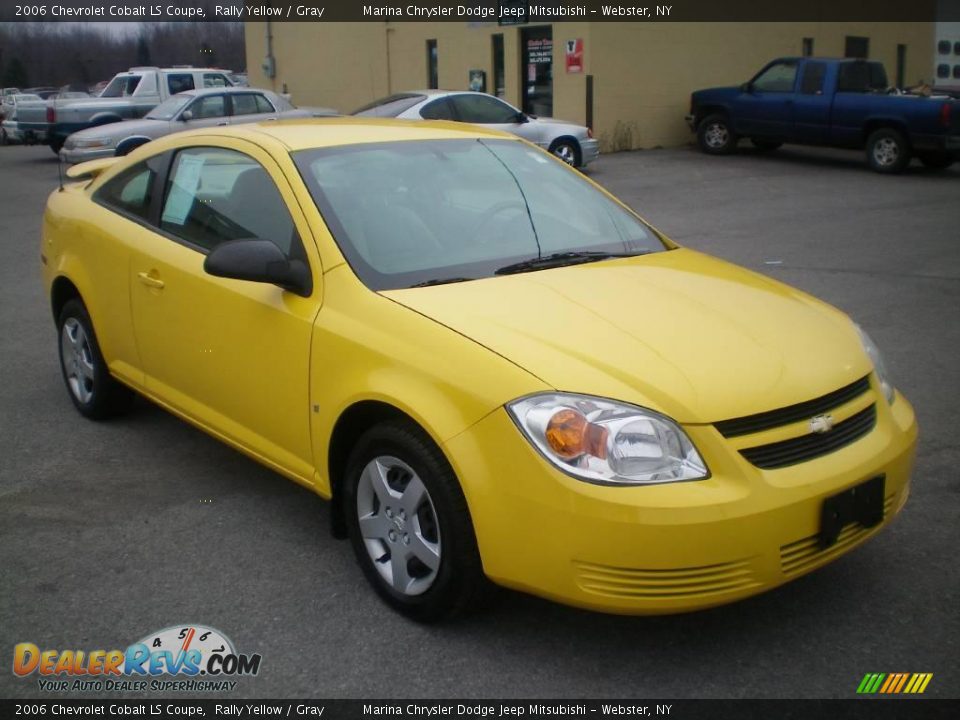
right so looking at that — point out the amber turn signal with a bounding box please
[545,408,608,460]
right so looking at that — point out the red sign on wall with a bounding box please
[565,38,584,74]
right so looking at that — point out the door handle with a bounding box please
[137,271,165,289]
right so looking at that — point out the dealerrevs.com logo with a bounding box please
[13,624,262,693]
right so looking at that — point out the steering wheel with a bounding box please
[471,201,529,245]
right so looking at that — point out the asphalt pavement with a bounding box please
[1,142,957,700]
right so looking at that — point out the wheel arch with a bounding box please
[862,119,911,147]
[116,136,152,156]
[695,105,730,128]
[547,135,582,164]
[50,275,83,324]
[327,399,446,539]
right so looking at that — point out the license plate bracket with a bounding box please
[819,475,885,549]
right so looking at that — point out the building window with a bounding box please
[896,44,906,88]
[492,34,505,98]
[937,64,950,79]
[802,38,814,57]
[954,65,960,80]
[938,40,951,54]
[955,42,960,55]
[845,36,869,59]
[426,39,438,89]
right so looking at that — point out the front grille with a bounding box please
[780,494,895,576]
[739,404,877,469]
[715,376,871,438]
[573,559,759,600]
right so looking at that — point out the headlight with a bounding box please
[506,393,708,486]
[855,325,895,404]
[71,138,110,149]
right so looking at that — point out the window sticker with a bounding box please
[161,154,206,226]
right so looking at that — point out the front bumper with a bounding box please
[59,146,116,164]
[444,382,917,614]
[580,138,601,167]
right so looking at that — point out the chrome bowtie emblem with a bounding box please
[809,414,835,434]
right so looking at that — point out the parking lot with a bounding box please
[0,143,957,699]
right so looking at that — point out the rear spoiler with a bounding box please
[65,157,119,181]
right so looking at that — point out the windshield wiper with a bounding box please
[494,251,642,276]
[409,277,473,288]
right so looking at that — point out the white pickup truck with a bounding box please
[16,66,233,153]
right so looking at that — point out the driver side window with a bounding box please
[752,62,798,93]
[159,147,301,257]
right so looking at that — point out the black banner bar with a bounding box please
[1,0,959,23]
[0,699,958,720]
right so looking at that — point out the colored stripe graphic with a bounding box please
[857,673,932,694]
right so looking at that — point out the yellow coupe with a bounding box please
[41,119,917,620]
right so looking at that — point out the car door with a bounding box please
[179,94,231,130]
[447,94,535,142]
[229,92,279,126]
[733,59,799,138]
[128,140,322,484]
[792,61,831,144]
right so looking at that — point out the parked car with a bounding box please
[42,119,916,620]
[353,90,599,168]
[687,57,960,173]
[17,66,235,154]
[60,87,336,163]
[1,93,43,145]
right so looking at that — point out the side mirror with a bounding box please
[180,110,193,121]
[514,112,529,124]
[203,239,312,297]
[740,82,752,93]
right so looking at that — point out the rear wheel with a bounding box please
[697,114,737,155]
[916,151,955,170]
[57,298,134,420]
[866,128,911,174]
[343,420,487,622]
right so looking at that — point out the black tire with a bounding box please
[916,151,955,170]
[865,128,911,174]
[343,420,488,622]
[57,298,134,420]
[750,138,783,151]
[697,113,737,155]
[549,139,581,167]
[49,136,64,155]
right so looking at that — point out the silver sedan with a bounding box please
[353,90,599,168]
[60,87,336,164]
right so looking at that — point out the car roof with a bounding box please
[168,117,517,151]
[174,87,274,99]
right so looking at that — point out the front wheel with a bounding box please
[550,139,581,167]
[697,114,737,155]
[343,420,487,622]
[57,298,134,419]
[866,128,911,174]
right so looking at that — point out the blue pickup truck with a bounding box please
[686,57,960,173]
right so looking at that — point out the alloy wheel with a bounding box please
[355,455,442,596]
[60,317,95,404]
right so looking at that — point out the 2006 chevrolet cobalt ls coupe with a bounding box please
[42,119,917,621]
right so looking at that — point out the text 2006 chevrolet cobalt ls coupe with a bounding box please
[42,119,917,620]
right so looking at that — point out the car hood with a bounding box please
[383,249,871,424]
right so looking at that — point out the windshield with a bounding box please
[294,139,666,290]
[100,75,142,98]
[147,94,193,120]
